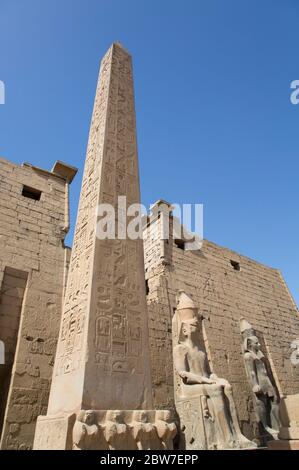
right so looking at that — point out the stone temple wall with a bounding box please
[0,157,75,449]
[0,154,298,447]
[143,211,299,440]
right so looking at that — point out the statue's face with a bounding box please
[134,411,148,423]
[84,411,94,425]
[248,336,260,352]
[182,319,198,337]
[113,411,123,423]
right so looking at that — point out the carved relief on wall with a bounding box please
[51,47,114,379]
[93,305,143,376]
[91,229,146,377]
[70,410,177,451]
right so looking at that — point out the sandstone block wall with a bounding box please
[0,157,74,449]
[143,214,299,439]
[1,154,298,447]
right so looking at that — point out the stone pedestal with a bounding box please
[33,414,76,450]
[267,394,299,450]
[268,439,299,450]
[34,410,175,450]
[176,397,215,450]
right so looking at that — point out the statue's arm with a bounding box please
[183,371,214,384]
[263,359,277,398]
[173,346,213,384]
[72,422,87,448]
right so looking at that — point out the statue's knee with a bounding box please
[224,384,232,393]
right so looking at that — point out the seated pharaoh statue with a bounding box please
[173,291,256,450]
[240,319,280,441]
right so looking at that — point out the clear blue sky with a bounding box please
[0,0,298,306]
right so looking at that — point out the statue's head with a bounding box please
[109,410,123,423]
[246,335,261,353]
[240,318,264,357]
[176,291,201,342]
[84,410,96,426]
[181,318,199,339]
[134,410,149,423]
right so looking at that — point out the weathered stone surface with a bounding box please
[279,394,299,425]
[268,439,299,450]
[34,409,175,450]
[33,43,176,451]
[172,291,256,449]
[0,158,77,449]
[33,414,76,450]
[278,394,299,440]
[240,318,280,442]
[1,42,298,451]
[143,207,299,444]
[46,43,153,416]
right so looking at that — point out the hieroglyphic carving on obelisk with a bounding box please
[33,43,177,450]
[46,43,153,414]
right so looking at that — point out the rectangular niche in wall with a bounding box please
[0,267,28,438]
[21,185,42,201]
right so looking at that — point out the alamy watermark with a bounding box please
[290,339,299,365]
[95,198,203,250]
[290,80,299,105]
[0,80,5,104]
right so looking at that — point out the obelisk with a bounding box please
[34,44,174,450]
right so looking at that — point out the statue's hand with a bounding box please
[210,373,218,380]
[203,378,215,384]
[179,371,189,379]
[215,378,229,387]
[252,385,262,394]
[210,374,229,386]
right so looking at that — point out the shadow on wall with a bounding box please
[0,267,28,439]
[0,341,4,365]
[0,340,7,439]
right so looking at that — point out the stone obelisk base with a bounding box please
[34,410,176,450]
[33,413,76,450]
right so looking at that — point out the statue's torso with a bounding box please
[245,352,275,396]
[254,357,274,395]
[185,345,209,377]
[176,344,209,377]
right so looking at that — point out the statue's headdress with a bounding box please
[240,318,255,336]
[175,291,200,343]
